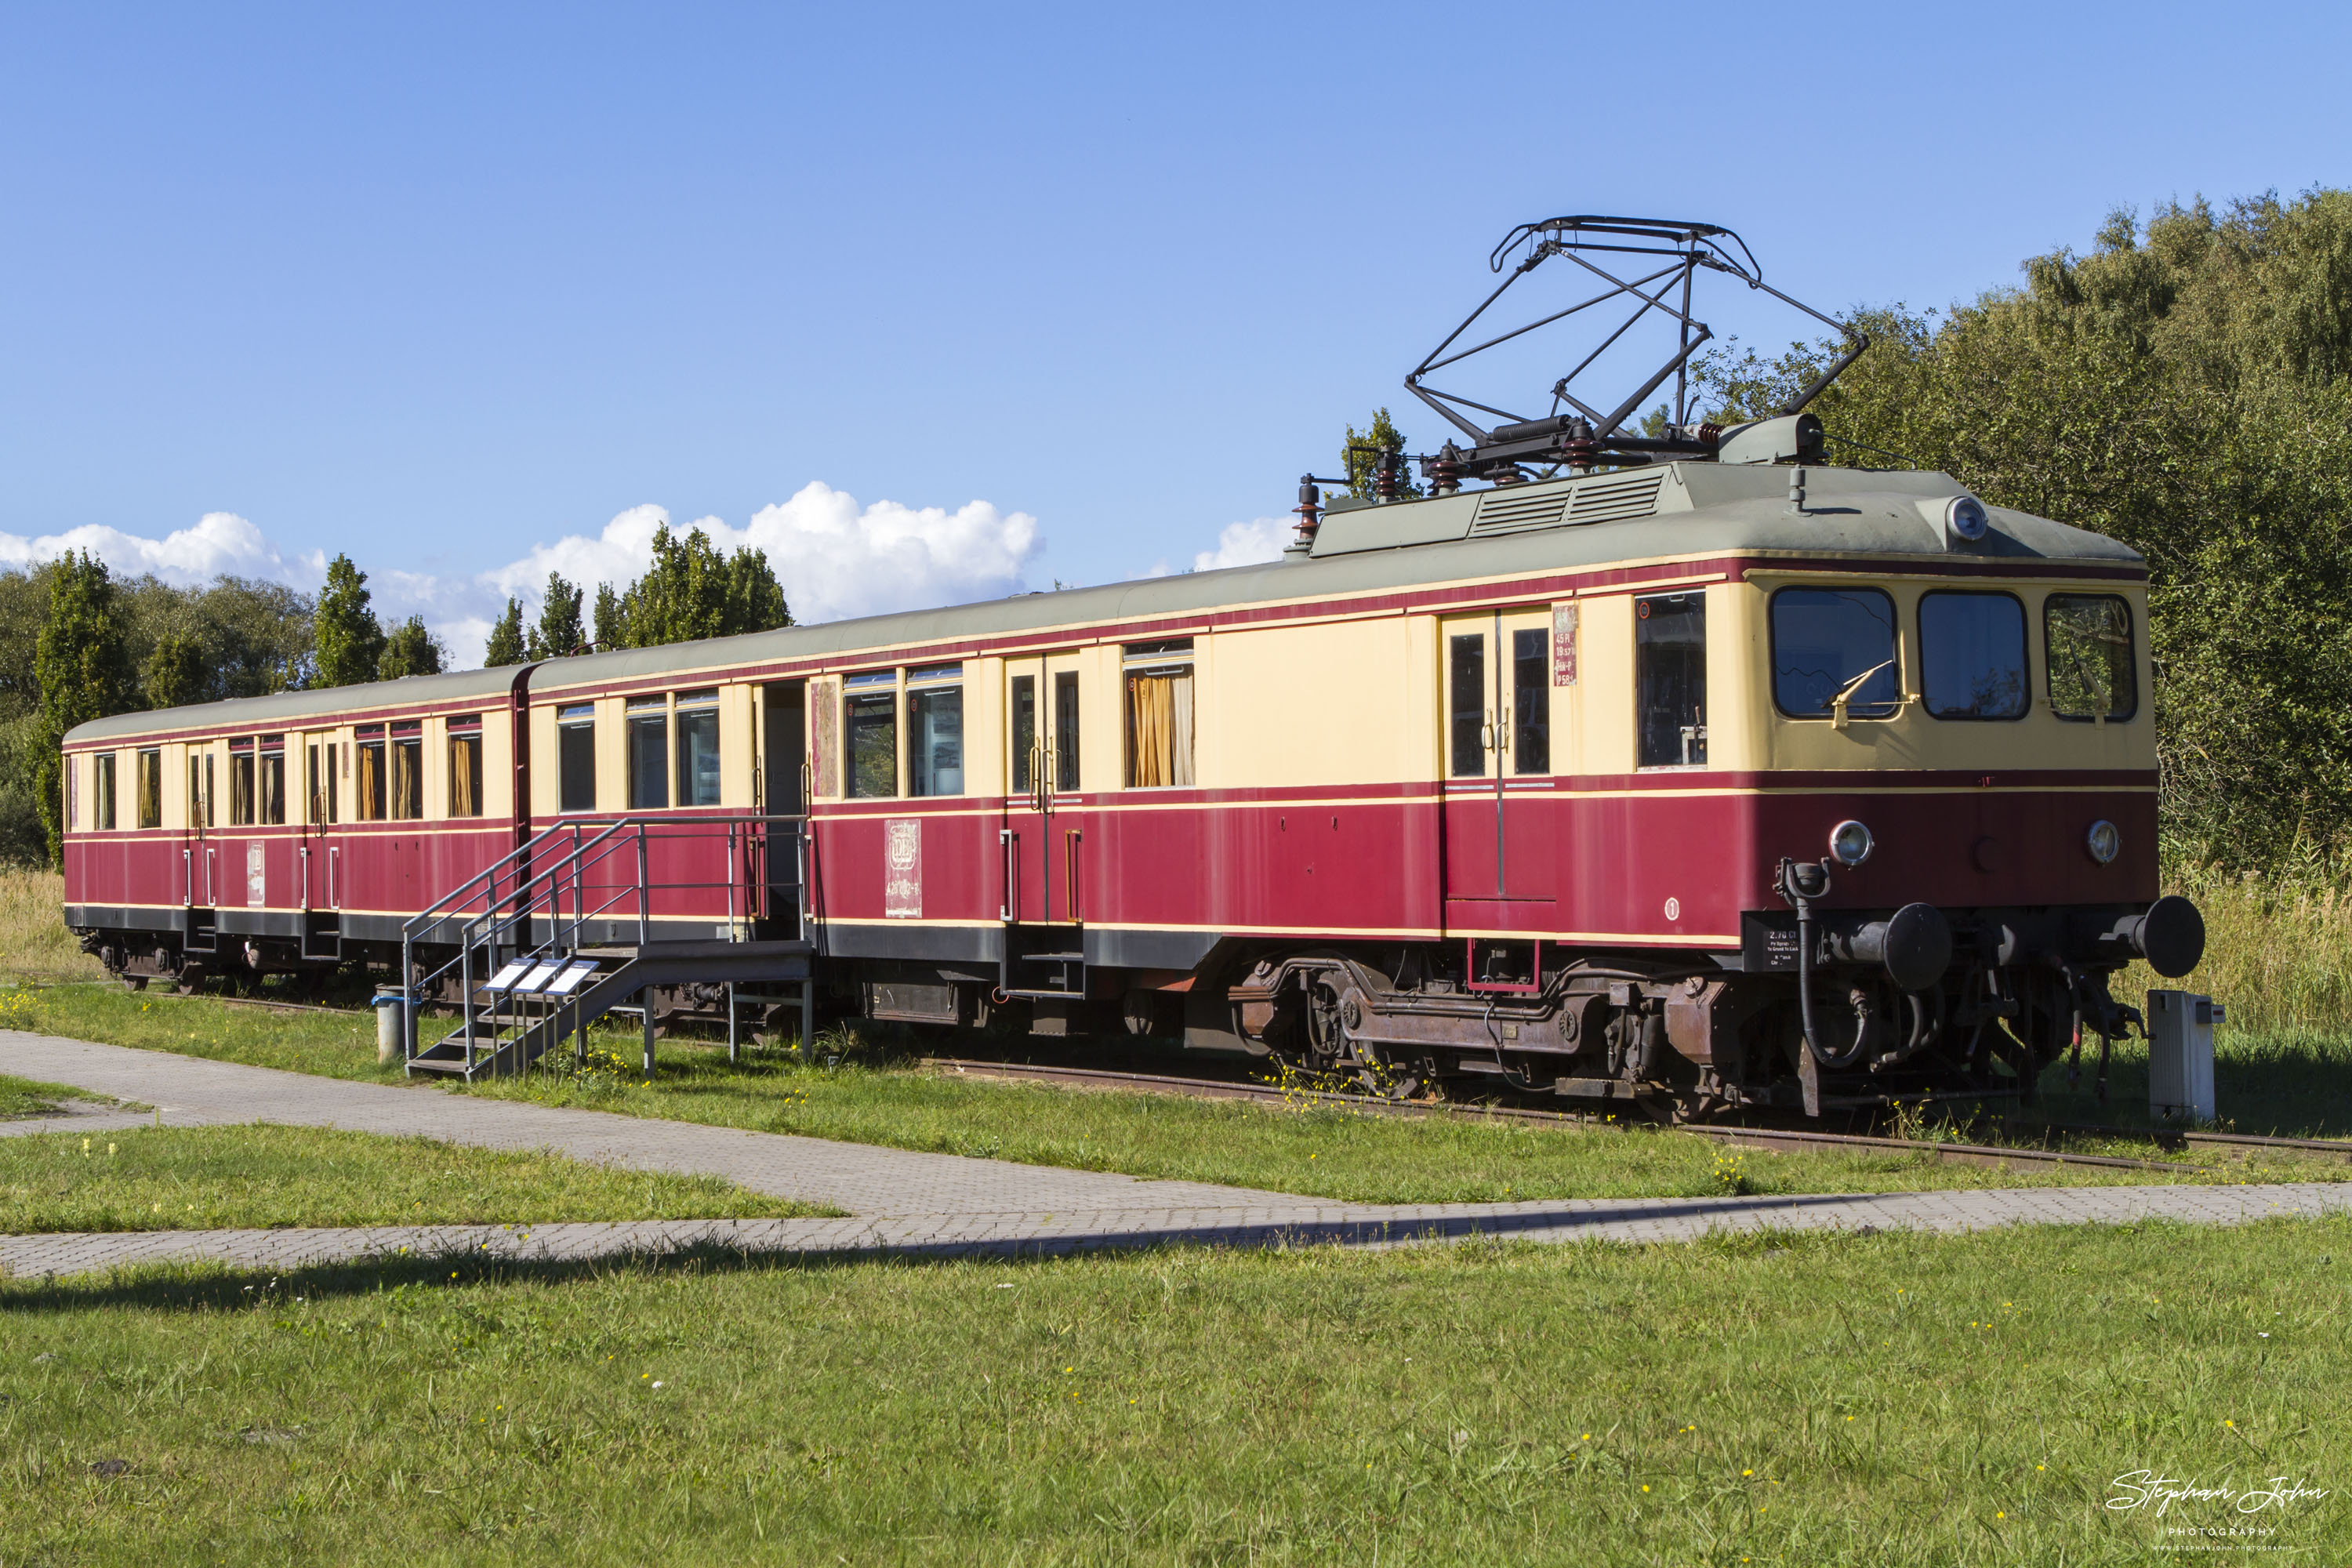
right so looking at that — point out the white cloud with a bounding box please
[0,512,325,588]
[4,485,1046,669]
[1192,517,1293,572]
[481,485,1041,630]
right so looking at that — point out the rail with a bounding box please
[397,814,810,1075]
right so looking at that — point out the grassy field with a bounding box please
[6,982,2350,1206]
[0,866,106,983]
[0,1069,118,1120]
[0,1122,835,1232]
[1,1217,2343,1564]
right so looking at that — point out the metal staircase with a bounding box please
[398,815,811,1081]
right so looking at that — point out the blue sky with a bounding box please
[4,2,2348,659]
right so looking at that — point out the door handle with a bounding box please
[998,828,1016,921]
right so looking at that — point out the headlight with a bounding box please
[2086,819,2120,866]
[1945,495,1989,543]
[1828,819,1874,867]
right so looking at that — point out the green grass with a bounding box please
[10,982,2352,1204]
[0,1069,118,1120]
[0,867,107,984]
[3,1218,2347,1564]
[0,1122,837,1232]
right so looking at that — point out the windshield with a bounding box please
[1920,591,2027,719]
[1770,587,1899,718]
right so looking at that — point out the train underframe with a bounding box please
[845,898,2188,1122]
[77,897,2190,1121]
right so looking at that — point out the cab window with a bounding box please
[1769,587,1897,719]
[1920,591,2027,719]
[2045,594,2136,720]
[1636,593,1708,767]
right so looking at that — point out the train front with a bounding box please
[1673,486,2202,1118]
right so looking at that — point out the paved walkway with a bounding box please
[5,1032,2350,1279]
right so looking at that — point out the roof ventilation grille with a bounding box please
[1468,487,1571,536]
[1567,470,1665,524]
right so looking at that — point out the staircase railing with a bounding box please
[397,814,809,1076]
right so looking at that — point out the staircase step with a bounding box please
[405,1056,474,1075]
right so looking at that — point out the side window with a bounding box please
[1511,627,1549,775]
[191,750,216,828]
[2045,594,2137,720]
[390,722,423,819]
[95,752,118,830]
[448,716,485,816]
[229,738,256,825]
[259,735,286,825]
[1052,670,1080,792]
[626,699,669,809]
[558,705,597,812]
[1919,592,2027,719]
[674,690,721,806]
[356,727,387,821]
[136,748,162,829]
[1009,674,1036,793]
[1636,593,1708,767]
[1448,632,1486,778]
[845,672,898,799]
[1123,641,1194,787]
[1769,587,1898,719]
[907,666,964,797]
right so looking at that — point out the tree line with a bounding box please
[1345,187,2352,869]
[1684,187,2352,866]
[0,521,789,864]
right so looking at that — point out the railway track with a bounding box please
[89,985,2352,1174]
[921,1056,2352,1175]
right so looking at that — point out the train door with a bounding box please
[1000,653,1084,948]
[303,731,339,913]
[760,682,806,931]
[184,744,216,909]
[1440,609,1558,916]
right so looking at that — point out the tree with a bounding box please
[143,632,204,710]
[33,550,133,860]
[723,546,789,636]
[1700,188,2352,865]
[591,582,624,649]
[528,572,585,660]
[378,615,447,681]
[596,524,792,650]
[483,598,527,667]
[1339,408,1423,501]
[313,554,385,688]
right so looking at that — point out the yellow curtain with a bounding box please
[136,753,159,828]
[358,744,381,821]
[392,741,419,820]
[1125,672,1192,787]
[450,736,477,816]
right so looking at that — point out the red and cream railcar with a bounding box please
[62,667,532,986]
[63,459,2201,1116]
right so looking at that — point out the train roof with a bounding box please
[65,462,2143,745]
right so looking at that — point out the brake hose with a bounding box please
[1786,862,1871,1071]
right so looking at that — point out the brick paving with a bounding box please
[5,1030,2350,1279]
